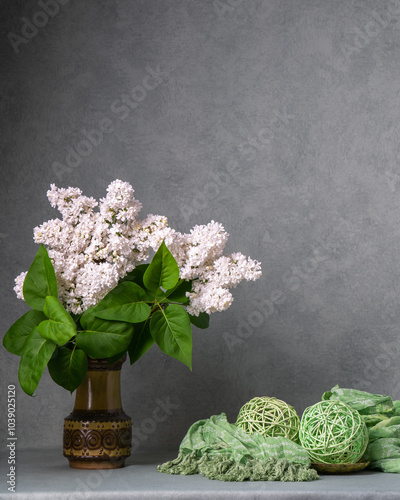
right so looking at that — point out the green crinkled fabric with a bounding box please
[158,413,319,482]
[322,385,400,473]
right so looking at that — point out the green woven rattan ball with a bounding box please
[299,401,369,464]
[235,396,301,441]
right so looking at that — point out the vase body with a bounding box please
[63,356,131,469]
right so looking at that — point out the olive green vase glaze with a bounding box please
[63,355,131,469]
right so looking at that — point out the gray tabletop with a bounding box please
[1,449,400,500]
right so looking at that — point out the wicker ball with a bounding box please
[235,396,301,441]
[299,401,369,464]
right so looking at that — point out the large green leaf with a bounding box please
[18,327,56,396]
[127,320,154,365]
[119,264,149,287]
[76,313,134,358]
[189,312,210,329]
[150,304,192,370]
[92,282,151,323]
[48,346,88,392]
[37,296,77,345]
[143,241,179,292]
[23,244,58,311]
[3,309,47,356]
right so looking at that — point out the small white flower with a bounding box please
[13,271,28,300]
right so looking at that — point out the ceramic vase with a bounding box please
[63,355,131,469]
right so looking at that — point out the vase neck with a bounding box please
[74,357,125,411]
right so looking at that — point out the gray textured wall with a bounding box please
[2,0,400,453]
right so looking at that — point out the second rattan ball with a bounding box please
[235,396,301,441]
[299,400,369,464]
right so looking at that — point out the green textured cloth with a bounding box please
[322,386,400,472]
[158,413,319,482]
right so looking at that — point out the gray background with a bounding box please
[2,0,400,453]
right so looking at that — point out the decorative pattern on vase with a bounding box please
[63,415,131,468]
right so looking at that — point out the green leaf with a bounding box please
[18,327,56,396]
[150,304,192,370]
[163,280,192,305]
[107,351,127,365]
[119,264,149,287]
[48,346,88,393]
[143,241,179,292]
[76,312,134,358]
[70,312,82,325]
[37,296,77,345]
[127,320,154,365]
[189,312,210,329]
[23,244,58,311]
[3,310,47,356]
[92,282,151,323]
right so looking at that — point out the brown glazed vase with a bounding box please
[63,355,132,469]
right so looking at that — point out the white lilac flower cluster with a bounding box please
[14,180,262,316]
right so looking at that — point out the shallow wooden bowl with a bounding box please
[311,459,370,474]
